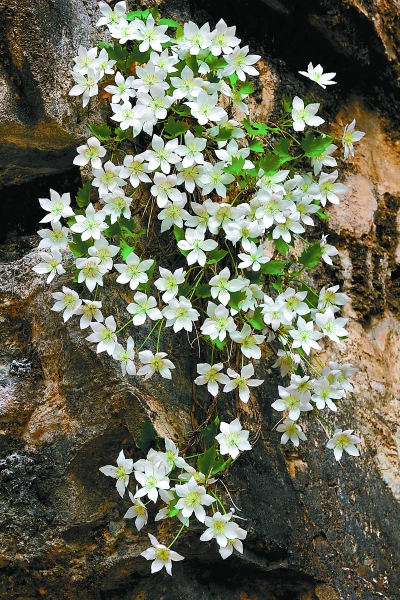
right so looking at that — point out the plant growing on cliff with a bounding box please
[33,0,365,572]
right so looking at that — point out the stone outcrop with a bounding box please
[0,1,400,599]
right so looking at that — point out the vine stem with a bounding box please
[168,518,189,548]
[156,318,164,352]
[211,491,227,514]
[116,318,133,335]
[136,319,163,352]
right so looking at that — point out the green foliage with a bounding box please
[198,445,216,477]
[75,181,91,209]
[245,306,264,331]
[260,260,287,275]
[201,416,220,446]
[196,283,211,298]
[273,237,290,256]
[300,133,334,157]
[224,156,245,175]
[164,117,190,138]
[298,241,324,268]
[88,123,111,141]
[69,233,91,258]
[120,239,135,261]
[136,420,158,454]
[206,248,228,264]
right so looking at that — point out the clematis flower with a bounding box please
[175,477,216,522]
[200,511,239,547]
[69,68,101,107]
[137,351,175,380]
[223,364,264,403]
[51,286,81,322]
[200,302,237,342]
[39,189,74,223]
[318,170,347,206]
[154,267,186,303]
[209,19,240,55]
[276,419,307,447]
[177,227,218,266]
[88,237,119,271]
[185,91,227,125]
[115,253,154,290]
[151,173,182,207]
[33,250,65,283]
[326,429,361,461]
[96,1,126,28]
[99,449,133,498]
[298,62,336,88]
[291,96,324,131]
[230,324,265,359]
[222,45,260,81]
[215,418,252,459]
[112,336,136,376]
[73,137,106,170]
[126,292,162,326]
[219,526,247,559]
[70,203,108,241]
[38,222,70,251]
[272,386,313,421]
[134,461,170,503]
[124,490,148,531]
[134,14,170,53]
[194,363,230,396]
[141,533,184,575]
[73,299,103,330]
[86,315,118,355]
[162,296,200,332]
[105,71,137,103]
[289,316,324,355]
[75,256,107,292]
[342,119,365,159]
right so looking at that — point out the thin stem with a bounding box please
[116,318,133,335]
[156,318,164,352]
[137,319,162,352]
[225,241,238,276]
[211,491,226,514]
[168,518,189,548]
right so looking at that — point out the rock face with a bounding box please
[0,1,400,599]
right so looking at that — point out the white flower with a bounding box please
[108,17,141,44]
[92,161,126,195]
[99,449,133,498]
[261,296,290,331]
[38,222,69,251]
[257,169,289,193]
[133,62,169,94]
[93,48,116,78]
[72,45,98,75]
[86,315,118,355]
[184,201,211,229]
[134,461,170,502]
[164,437,188,470]
[200,512,239,547]
[291,96,324,131]
[311,144,337,175]
[141,533,184,576]
[289,316,324,355]
[176,130,206,168]
[136,84,174,122]
[73,299,103,330]
[185,90,227,125]
[214,139,254,170]
[238,242,271,272]
[115,253,154,290]
[154,267,186,303]
[342,119,365,159]
[223,45,260,81]
[272,211,305,243]
[76,256,107,292]
[328,361,357,392]
[135,14,170,52]
[272,349,301,376]
[298,62,336,88]
[88,237,119,271]
[113,336,136,376]
[279,287,310,321]
[141,135,181,174]
[271,385,313,421]
[111,101,145,130]
[127,292,162,326]
[96,1,126,28]
[318,285,350,310]
[70,203,108,242]
[177,21,211,54]
[230,324,265,359]
[209,19,240,56]
[311,377,345,411]
[318,170,347,206]
[315,308,349,342]
[207,201,244,234]
[199,161,235,198]
[215,418,251,459]
[32,250,65,283]
[194,363,230,396]
[73,137,106,170]
[326,429,361,461]
[177,227,218,266]
[150,49,179,73]
[176,162,202,194]
[105,71,137,103]
[124,490,148,531]
[51,286,81,322]
[137,351,175,380]
[151,172,182,207]
[162,296,200,332]
[158,198,189,232]
[209,267,245,306]
[175,477,216,522]
[224,219,264,248]
[320,234,338,265]
[69,68,101,107]
[39,189,74,223]
[170,65,205,100]
[118,154,151,188]
[200,302,237,342]
[101,188,131,223]
[223,364,263,403]
[219,526,247,559]
[277,419,307,447]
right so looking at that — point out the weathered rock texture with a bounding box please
[1,0,400,599]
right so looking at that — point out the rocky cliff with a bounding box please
[0,1,399,599]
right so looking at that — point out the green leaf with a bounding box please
[206,248,228,264]
[158,17,182,28]
[249,139,264,153]
[238,81,254,95]
[224,156,245,175]
[127,46,151,66]
[206,56,228,71]
[104,221,121,238]
[211,456,230,475]
[282,93,292,113]
[186,55,199,73]
[120,239,135,261]
[201,416,220,446]
[300,133,334,158]
[203,335,226,351]
[100,41,126,62]
[258,152,283,175]
[260,259,287,275]
[273,237,290,256]
[198,445,216,477]
[69,233,91,258]
[143,258,156,295]
[173,104,191,117]
[126,9,150,21]
[242,117,269,136]
[115,127,131,142]
[299,283,319,309]
[245,306,265,331]
[150,5,159,20]
[88,123,111,141]
[316,209,330,220]
[119,217,137,239]
[168,507,180,518]
[273,138,292,159]
[228,290,247,312]
[178,282,191,297]
[75,180,91,209]
[298,241,324,268]
[227,73,238,86]
[164,117,189,138]
[136,420,157,454]
[196,284,211,298]
[173,225,185,242]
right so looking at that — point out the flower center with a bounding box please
[285,394,300,410]
[154,547,170,562]
[82,262,99,278]
[150,356,164,371]
[185,491,202,508]
[63,294,77,308]
[213,520,226,533]
[115,465,126,479]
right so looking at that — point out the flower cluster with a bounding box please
[100,417,251,574]
[33,2,365,573]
